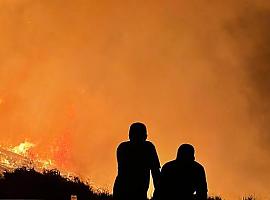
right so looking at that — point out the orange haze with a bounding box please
[0,0,270,199]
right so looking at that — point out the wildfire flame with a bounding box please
[0,141,76,179]
[11,141,35,156]
[1,158,10,166]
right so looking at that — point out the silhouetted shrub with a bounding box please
[208,196,223,200]
[243,195,256,200]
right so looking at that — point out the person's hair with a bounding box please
[177,144,195,161]
[129,122,147,142]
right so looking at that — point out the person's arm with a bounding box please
[152,165,161,189]
[153,163,170,200]
[196,166,208,200]
[150,144,161,189]
[116,143,126,175]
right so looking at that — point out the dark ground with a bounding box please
[0,168,255,200]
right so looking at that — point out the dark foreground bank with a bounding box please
[0,168,255,200]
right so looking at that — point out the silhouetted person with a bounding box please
[113,122,161,200]
[154,144,207,200]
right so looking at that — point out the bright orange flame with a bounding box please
[0,141,76,179]
[11,141,35,156]
[1,158,10,166]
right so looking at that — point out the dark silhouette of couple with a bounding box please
[113,122,208,200]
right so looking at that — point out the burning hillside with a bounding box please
[0,141,75,178]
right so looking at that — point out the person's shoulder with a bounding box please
[117,141,130,150]
[162,160,177,170]
[145,141,156,149]
[193,161,205,171]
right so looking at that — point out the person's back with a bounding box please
[154,144,207,200]
[113,122,160,200]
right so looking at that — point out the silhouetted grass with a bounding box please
[207,195,256,200]
[243,195,256,200]
[208,196,223,200]
[149,195,256,200]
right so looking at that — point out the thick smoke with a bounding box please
[0,0,270,199]
[238,7,270,145]
[221,4,270,197]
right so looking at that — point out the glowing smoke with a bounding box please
[0,0,270,199]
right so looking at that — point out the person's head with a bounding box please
[129,122,147,143]
[176,144,195,162]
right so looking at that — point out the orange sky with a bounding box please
[1,0,270,199]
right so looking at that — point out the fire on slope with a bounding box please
[0,141,76,178]
[11,141,35,156]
